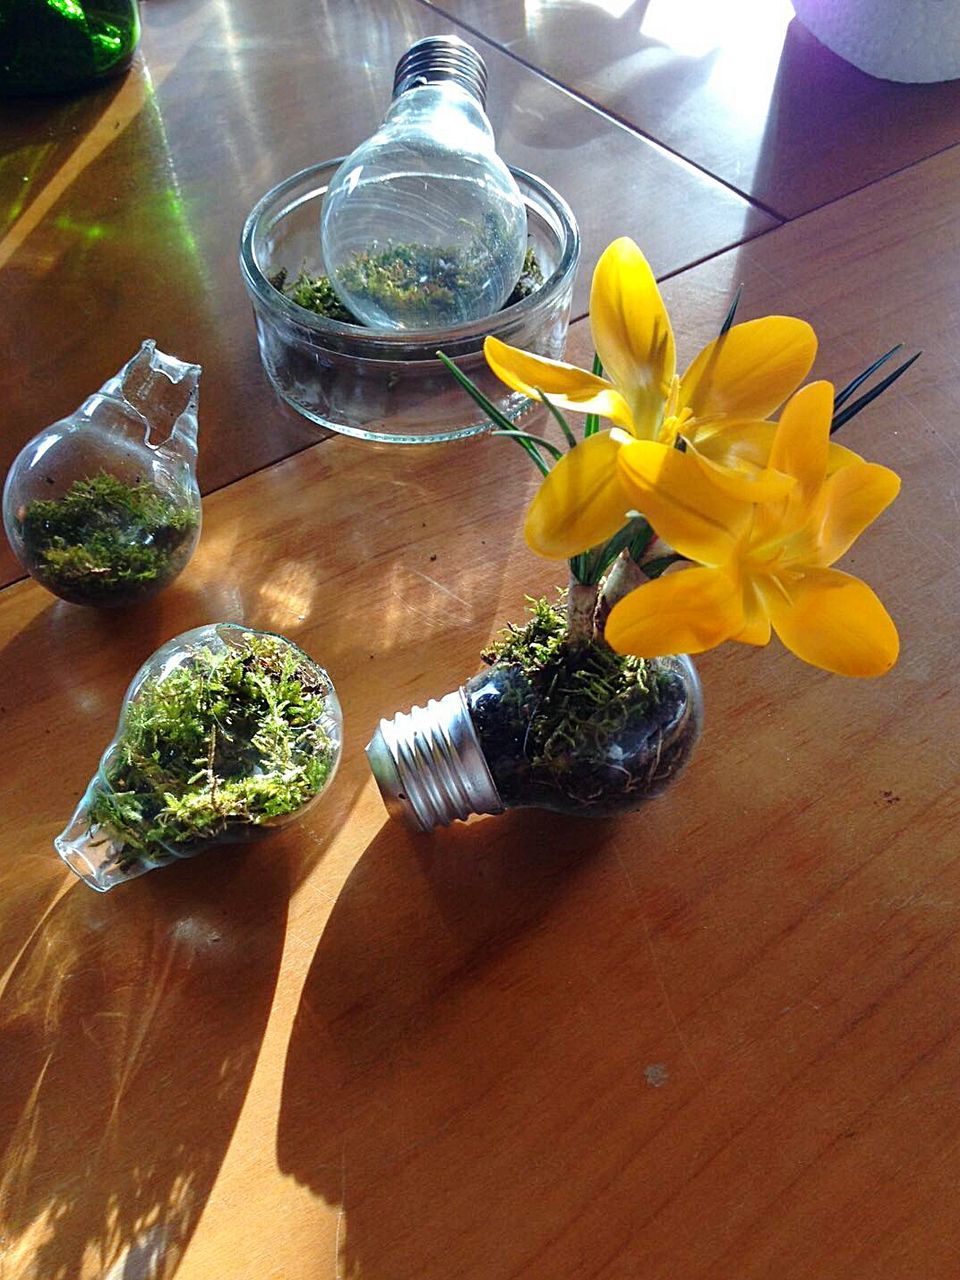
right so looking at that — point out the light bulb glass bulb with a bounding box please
[2,341,202,607]
[56,624,343,890]
[320,38,528,331]
[366,655,703,832]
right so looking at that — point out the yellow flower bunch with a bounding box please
[480,237,904,678]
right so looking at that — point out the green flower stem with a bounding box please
[537,389,578,449]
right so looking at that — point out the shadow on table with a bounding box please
[745,18,960,216]
[0,592,179,714]
[0,851,277,1279]
[277,807,623,1278]
[0,752,365,1280]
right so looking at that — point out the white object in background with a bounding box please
[792,0,960,83]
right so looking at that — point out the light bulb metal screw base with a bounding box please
[366,688,504,832]
[393,35,488,107]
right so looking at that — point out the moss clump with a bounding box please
[506,247,544,305]
[273,247,544,325]
[464,597,696,814]
[17,472,197,606]
[271,268,356,323]
[333,240,491,327]
[89,633,337,871]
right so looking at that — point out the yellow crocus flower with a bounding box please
[604,382,901,677]
[484,237,819,559]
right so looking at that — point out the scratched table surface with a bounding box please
[2,3,960,1278]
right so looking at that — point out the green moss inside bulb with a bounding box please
[16,472,198,606]
[466,597,692,812]
[89,632,338,870]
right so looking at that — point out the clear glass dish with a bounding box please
[239,160,580,444]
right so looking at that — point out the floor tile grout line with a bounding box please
[0,219,794,600]
[567,214,790,322]
[0,210,793,600]
[656,219,786,286]
[0,138,922,601]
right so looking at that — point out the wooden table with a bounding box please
[2,3,959,1278]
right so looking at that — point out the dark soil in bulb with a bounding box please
[270,246,544,325]
[463,598,697,815]
[14,472,198,606]
[89,633,338,872]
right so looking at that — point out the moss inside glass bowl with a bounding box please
[239,160,579,444]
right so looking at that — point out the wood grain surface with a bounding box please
[2,133,960,1276]
[4,3,960,1277]
[0,0,775,590]
[423,0,960,217]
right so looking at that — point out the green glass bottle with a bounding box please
[0,0,140,95]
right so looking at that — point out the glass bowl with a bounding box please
[239,160,580,444]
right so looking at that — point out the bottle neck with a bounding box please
[366,689,504,832]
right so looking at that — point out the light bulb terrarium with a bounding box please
[367,600,702,832]
[56,624,343,891]
[2,341,202,607]
[239,44,579,444]
[320,35,528,332]
[241,161,577,443]
[367,237,915,832]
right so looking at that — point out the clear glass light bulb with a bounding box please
[366,655,702,832]
[2,341,202,608]
[320,35,528,332]
[56,624,343,891]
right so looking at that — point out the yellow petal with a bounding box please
[813,461,901,567]
[826,439,864,474]
[686,440,795,503]
[524,430,631,560]
[732,613,772,646]
[732,577,772,645]
[484,336,634,429]
[693,417,776,466]
[761,567,899,677]
[680,316,817,421]
[694,417,859,480]
[617,440,751,566]
[605,566,744,657]
[589,238,676,435]
[768,380,834,499]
